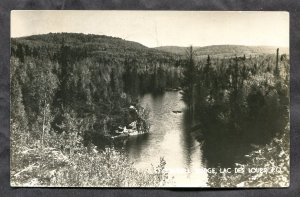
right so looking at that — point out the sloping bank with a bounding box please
[11,138,172,187]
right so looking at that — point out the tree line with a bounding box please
[11,33,183,149]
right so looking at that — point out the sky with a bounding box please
[11,11,289,48]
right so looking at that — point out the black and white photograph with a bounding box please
[10,11,290,187]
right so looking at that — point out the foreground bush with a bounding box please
[207,123,289,187]
[11,126,171,187]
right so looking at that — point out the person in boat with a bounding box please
[127,105,149,134]
[129,105,138,121]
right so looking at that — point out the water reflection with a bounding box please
[124,134,150,160]
[94,89,287,187]
[123,91,207,186]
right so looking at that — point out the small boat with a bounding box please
[172,110,182,114]
[109,113,150,139]
[128,130,148,136]
[110,128,148,139]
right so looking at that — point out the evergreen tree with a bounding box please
[181,46,197,116]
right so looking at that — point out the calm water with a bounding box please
[107,90,285,186]
[124,91,208,187]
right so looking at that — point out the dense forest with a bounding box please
[10,33,290,187]
[11,33,182,145]
[10,33,181,186]
[180,46,289,186]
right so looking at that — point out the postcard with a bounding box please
[10,11,289,187]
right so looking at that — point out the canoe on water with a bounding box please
[110,130,148,139]
[172,110,182,114]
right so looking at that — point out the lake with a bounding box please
[123,91,208,187]
[110,89,284,187]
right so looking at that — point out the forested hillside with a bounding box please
[11,33,181,186]
[11,33,182,145]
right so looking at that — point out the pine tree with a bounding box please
[181,46,196,116]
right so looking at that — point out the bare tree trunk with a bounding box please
[274,48,280,78]
[276,48,279,70]
[41,93,47,148]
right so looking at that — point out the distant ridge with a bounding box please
[12,33,289,59]
[14,33,149,51]
[11,33,176,60]
[154,45,289,58]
